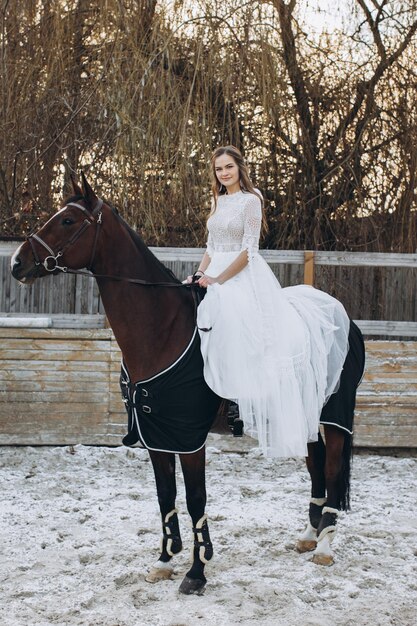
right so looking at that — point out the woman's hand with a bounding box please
[198,275,219,288]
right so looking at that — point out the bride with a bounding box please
[186,145,350,458]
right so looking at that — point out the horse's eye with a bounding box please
[62,218,74,226]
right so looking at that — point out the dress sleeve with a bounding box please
[241,194,262,259]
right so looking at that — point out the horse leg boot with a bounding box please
[179,448,212,595]
[312,426,346,566]
[146,451,183,583]
[297,436,326,553]
[179,514,213,595]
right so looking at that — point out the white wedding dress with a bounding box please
[197,190,350,458]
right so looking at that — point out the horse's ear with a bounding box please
[70,174,83,197]
[80,171,98,208]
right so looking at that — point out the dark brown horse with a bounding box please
[11,175,364,591]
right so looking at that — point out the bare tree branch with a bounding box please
[356,0,387,59]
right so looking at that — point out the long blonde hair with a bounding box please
[209,145,267,233]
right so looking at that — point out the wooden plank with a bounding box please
[359,379,417,391]
[354,426,417,447]
[0,401,108,416]
[362,361,417,374]
[304,251,315,286]
[314,251,417,268]
[0,332,416,447]
[365,340,417,351]
[109,400,126,414]
[0,327,112,339]
[357,393,417,404]
[360,371,417,381]
[0,369,108,382]
[0,414,108,437]
[0,317,52,327]
[0,372,109,390]
[110,381,125,393]
[1,344,110,359]
[145,247,417,268]
[363,341,417,355]
[355,320,417,337]
[1,337,111,350]
[52,314,105,328]
[356,407,417,421]
[0,390,106,403]
[355,412,417,425]
[0,360,109,372]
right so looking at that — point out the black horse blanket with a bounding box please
[120,329,221,453]
[320,320,365,434]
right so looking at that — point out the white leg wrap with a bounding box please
[316,507,338,544]
[322,506,339,516]
[194,514,210,564]
[314,531,334,557]
[310,497,327,506]
[317,524,337,544]
[153,559,174,571]
[195,514,208,528]
[161,508,178,557]
[299,522,317,542]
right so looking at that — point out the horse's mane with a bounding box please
[115,211,180,284]
[63,194,180,284]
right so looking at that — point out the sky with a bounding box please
[298,0,348,32]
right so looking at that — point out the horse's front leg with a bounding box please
[178,447,212,595]
[297,432,327,554]
[146,450,183,583]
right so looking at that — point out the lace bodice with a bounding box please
[206,190,262,258]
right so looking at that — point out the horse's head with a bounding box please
[11,174,106,284]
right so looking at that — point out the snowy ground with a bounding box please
[1,435,416,626]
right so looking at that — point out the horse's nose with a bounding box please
[11,255,22,278]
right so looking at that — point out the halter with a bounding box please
[27,198,103,273]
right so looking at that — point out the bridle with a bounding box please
[25,197,209,328]
[26,197,211,331]
[27,198,104,273]
[25,196,206,296]
[27,197,191,286]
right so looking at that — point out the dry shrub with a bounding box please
[0,0,416,251]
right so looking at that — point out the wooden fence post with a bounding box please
[304,250,315,285]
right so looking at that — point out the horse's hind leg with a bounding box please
[312,425,347,566]
[297,432,327,553]
[146,450,183,583]
[178,447,212,595]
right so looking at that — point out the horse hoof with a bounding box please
[179,575,206,595]
[296,539,317,553]
[311,553,334,566]
[145,567,173,583]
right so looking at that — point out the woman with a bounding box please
[187,146,350,458]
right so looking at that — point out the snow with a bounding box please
[1,435,416,626]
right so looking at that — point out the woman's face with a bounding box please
[214,154,240,193]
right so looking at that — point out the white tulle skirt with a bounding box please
[197,251,350,458]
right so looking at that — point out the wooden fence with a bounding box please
[2,243,417,329]
[1,326,416,449]
[1,242,416,448]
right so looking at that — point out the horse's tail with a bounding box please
[338,430,353,511]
